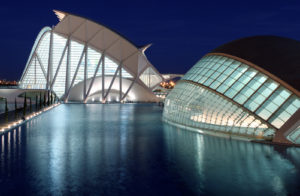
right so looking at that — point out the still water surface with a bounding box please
[0,104,300,195]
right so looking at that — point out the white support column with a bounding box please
[84,53,104,103]
[83,45,88,100]
[35,53,47,79]
[65,37,71,100]
[119,64,122,102]
[102,55,105,102]
[122,77,137,101]
[50,39,69,89]
[65,45,86,101]
[34,56,37,85]
[47,29,53,90]
[104,64,121,100]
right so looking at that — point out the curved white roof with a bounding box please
[52,10,162,79]
[20,10,165,102]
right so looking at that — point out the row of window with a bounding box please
[182,55,300,129]
[163,81,275,139]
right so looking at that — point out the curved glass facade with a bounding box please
[19,11,164,103]
[164,81,274,139]
[164,54,300,140]
[20,30,133,98]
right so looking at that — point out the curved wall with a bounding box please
[68,76,158,102]
[163,54,300,142]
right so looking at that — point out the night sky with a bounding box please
[1,0,300,80]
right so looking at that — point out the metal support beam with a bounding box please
[65,45,86,101]
[47,29,53,90]
[119,64,122,101]
[34,57,37,84]
[65,37,71,100]
[84,46,88,99]
[35,53,47,79]
[122,77,138,101]
[50,39,69,89]
[102,54,105,101]
[104,64,122,100]
[84,53,104,102]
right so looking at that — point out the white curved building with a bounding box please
[19,10,164,103]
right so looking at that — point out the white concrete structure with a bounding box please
[19,10,164,103]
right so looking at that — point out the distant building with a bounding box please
[19,10,169,103]
[163,36,300,145]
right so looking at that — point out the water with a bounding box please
[0,104,300,195]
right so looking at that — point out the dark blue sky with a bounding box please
[1,0,300,80]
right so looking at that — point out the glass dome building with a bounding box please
[163,36,300,145]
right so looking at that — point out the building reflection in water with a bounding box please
[162,124,300,195]
[0,104,168,195]
[0,104,300,195]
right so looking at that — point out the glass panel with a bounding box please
[233,73,267,104]
[269,95,300,128]
[21,32,51,89]
[163,80,272,139]
[244,80,279,111]
[255,87,291,120]
[139,67,162,88]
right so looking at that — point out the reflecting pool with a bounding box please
[0,104,300,195]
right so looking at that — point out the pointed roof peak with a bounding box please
[139,44,152,54]
[53,10,67,21]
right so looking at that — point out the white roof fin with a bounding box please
[139,44,152,54]
[53,10,67,21]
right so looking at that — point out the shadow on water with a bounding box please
[0,104,299,195]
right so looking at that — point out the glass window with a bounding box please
[244,80,279,111]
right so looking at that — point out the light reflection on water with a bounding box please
[163,124,300,195]
[0,104,299,195]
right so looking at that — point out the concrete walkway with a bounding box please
[0,103,59,133]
